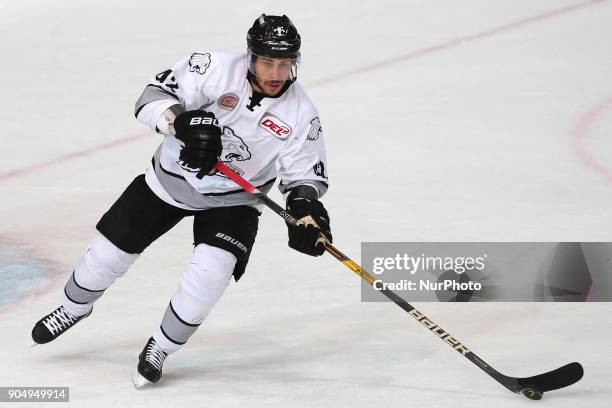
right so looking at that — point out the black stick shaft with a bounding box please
[215,161,518,393]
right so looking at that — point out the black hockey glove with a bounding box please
[286,187,332,257]
[173,110,222,179]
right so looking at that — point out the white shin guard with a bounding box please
[63,233,139,316]
[153,244,236,353]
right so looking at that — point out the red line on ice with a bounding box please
[308,0,608,87]
[0,0,607,180]
[571,95,612,183]
[0,131,150,180]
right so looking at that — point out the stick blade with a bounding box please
[517,362,583,393]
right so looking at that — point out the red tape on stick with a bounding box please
[215,161,256,193]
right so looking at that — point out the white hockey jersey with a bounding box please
[135,51,328,211]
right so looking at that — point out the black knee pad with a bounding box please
[193,206,260,281]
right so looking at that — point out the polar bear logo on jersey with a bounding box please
[307,117,322,141]
[188,52,211,75]
[221,126,251,162]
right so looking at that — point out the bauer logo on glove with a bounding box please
[189,116,218,126]
[173,110,223,178]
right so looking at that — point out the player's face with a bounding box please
[251,57,293,96]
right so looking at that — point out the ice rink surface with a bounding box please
[1,0,611,406]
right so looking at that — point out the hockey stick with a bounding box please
[214,160,584,400]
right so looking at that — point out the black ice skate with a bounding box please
[132,337,168,389]
[31,305,92,344]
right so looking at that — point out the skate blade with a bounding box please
[132,371,152,390]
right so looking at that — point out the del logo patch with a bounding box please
[259,115,291,140]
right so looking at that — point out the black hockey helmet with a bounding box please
[247,14,301,59]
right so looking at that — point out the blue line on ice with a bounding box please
[0,245,48,307]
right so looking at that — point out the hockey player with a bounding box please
[31,14,332,388]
